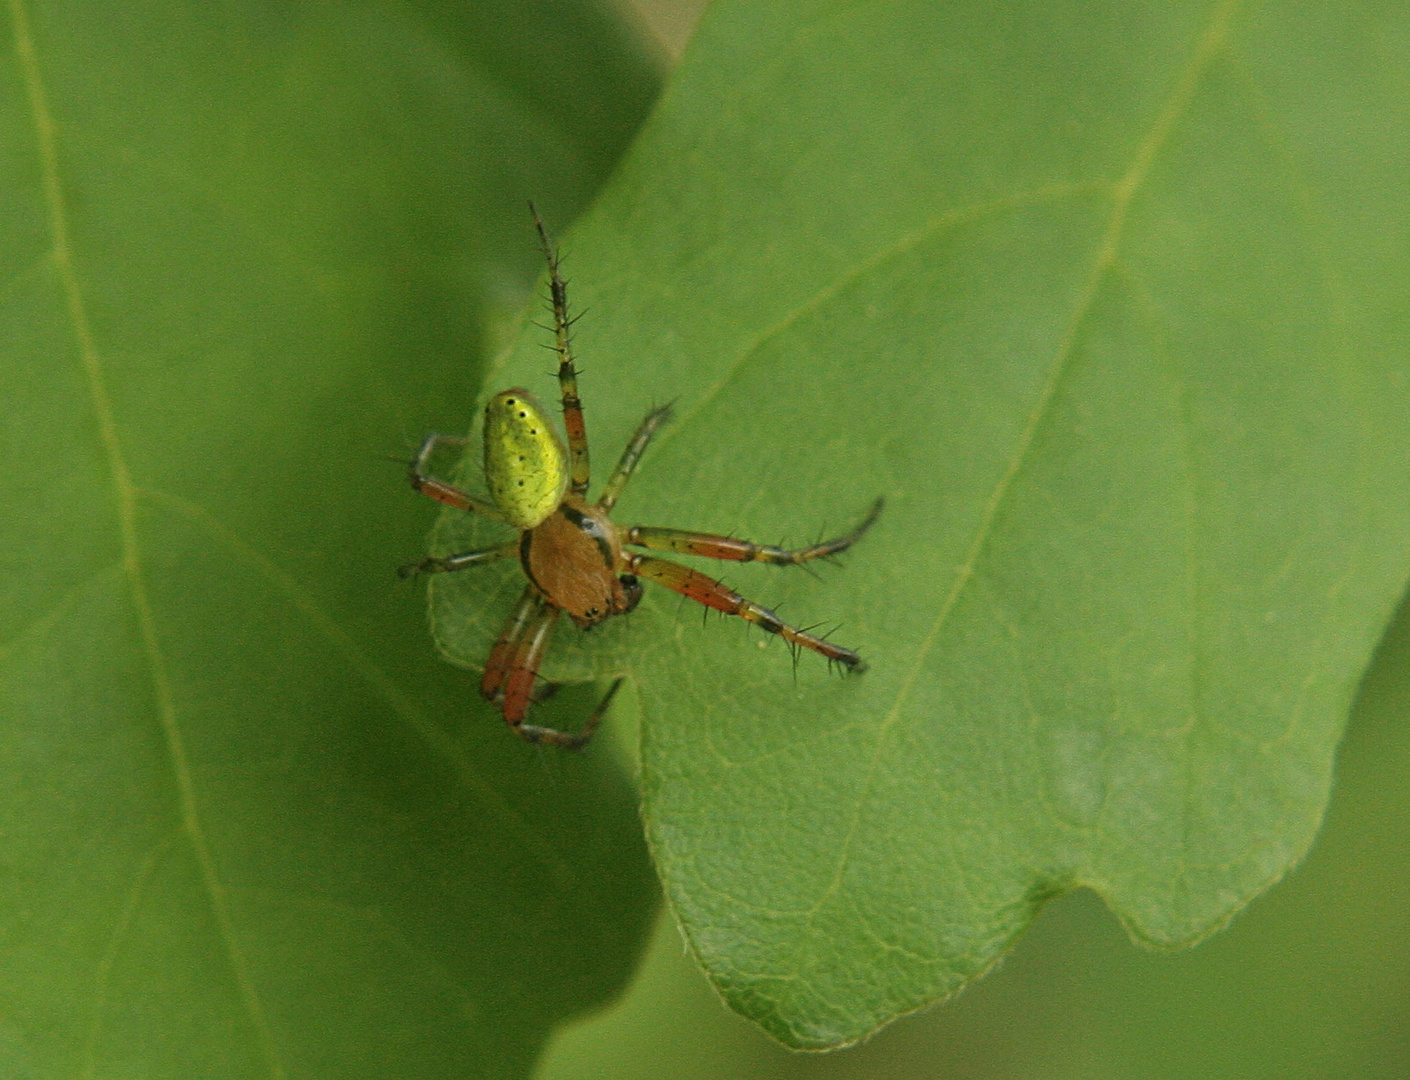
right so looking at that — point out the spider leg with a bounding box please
[482,583,618,748]
[597,404,673,512]
[624,497,883,565]
[624,554,868,673]
[523,678,624,751]
[408,433,509,521]
[398,540,517,579]
[530,204,590,497]
[481,584,542,703]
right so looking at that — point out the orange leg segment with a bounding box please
[481,585,542,703]
[497,602,559,729]
[625,554,868,673]
[625,497,882,566]
[481,584,621,748]
[408,433,507,520]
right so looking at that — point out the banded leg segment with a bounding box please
[398,540,516,579]
[625,554,868,673]
[531,204,590,496]
[625,497,883,565]
[481,584,619,748]
[522,678,623,751]
[597,404,673,512]
[481,585,543,703]
[408,434,507,520]
[495,599,559,732]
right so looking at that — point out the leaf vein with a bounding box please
[82,835,176,1080]
[0,561,122,664]
[136,486,579,887]
[8,4,286,1075]
[657,181,1107,453]
[797,0,1243,933]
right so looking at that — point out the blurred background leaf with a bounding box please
[0,1,664,1077]
[433,0,1410,1052]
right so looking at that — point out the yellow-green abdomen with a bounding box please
[484,389,569,529]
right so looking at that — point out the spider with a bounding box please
[401,208,881,749]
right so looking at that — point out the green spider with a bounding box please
[402,209,881,748]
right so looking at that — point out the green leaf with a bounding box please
[0,2,660,1076]
[538,588,1410,1079]
[431,0,1410,1050]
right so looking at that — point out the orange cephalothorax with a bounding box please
[520,496,633,627]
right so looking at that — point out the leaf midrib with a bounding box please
[7,2,286,1074]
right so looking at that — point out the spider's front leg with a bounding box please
[482,583,622,748]
[623,554,869,673]
[531,205,591,496]
[624,498,883,566]
[596,404,674,512]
